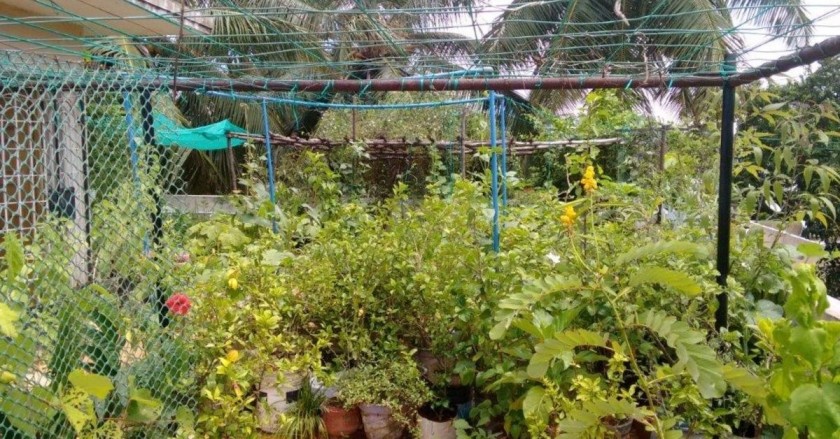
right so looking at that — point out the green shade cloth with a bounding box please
[153,112,247,150]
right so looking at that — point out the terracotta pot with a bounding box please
[359,404,404,439]
[323,404,362,438]
[418,404,457,439]
[256,371,303,433]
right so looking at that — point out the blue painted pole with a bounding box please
[122,93,149,254]
[489,91,500,253]
[500,96,508,208]
[261,99,278,233]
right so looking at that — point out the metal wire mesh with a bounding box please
[0,52,196,438]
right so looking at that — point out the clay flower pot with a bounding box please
[323,402,362,438]
[359,404,404,439]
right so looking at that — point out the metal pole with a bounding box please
[139,89,168,327]
[261,99,278,233]
[715,54,737,331]
[460,108,466,178]
[226,136,238,192]
[351,107,357,141]
[489,92,500,253]
[139,90,162,248]
[656,125,667,224]
[500,96,508,208]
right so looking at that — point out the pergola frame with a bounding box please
[124,35,840,331]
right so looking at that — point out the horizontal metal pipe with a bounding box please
[11,35,840,93]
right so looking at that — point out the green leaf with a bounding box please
[68,369,114,399]
[788,383,840,437]
[615,241,708,266]
[60,388,96,434]
[722,365,767,400]
[126,388,163,423]
[491,275,581,340]
[638,311,724,398]
[522,386,552,427]
[788,327,827,368]
[527,329,606,378]
[629,266,702,297]
[0,302,20,339]
[3,233,24,281]
[796,242,828,258]
[262,249,293,266]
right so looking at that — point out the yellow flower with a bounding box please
[227,277,239,290]
[560,205,577,228]
[226,350,241,363]
[581,165,598,193]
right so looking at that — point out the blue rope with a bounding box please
[261,99,278,233]
[207,91,486,110]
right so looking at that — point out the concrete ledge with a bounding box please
[749,221,839,321]
[827,296,840,321]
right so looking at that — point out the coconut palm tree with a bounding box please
[147,0,481,192]
[480,0,813,118]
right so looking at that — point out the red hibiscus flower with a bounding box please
[165,293,191,316]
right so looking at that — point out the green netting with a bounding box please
[154,113,247,150]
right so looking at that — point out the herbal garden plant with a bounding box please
[4,80,839,439]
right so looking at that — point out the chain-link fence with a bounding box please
[1,52,198,438]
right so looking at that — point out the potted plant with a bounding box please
[337,355,432,439]
[322,396,362,439]
[279,377,328,439]
[417,396,457,439]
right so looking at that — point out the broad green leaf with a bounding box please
[4,233,24,280]
[522,386,551,427]
[722,365,767,400]
[788,327,827,368]
[763,102,787,112]
[262,249,293,266]
[629,266,701,297]
[797,242,828,258]
[615,241,708,266]
[127,388,163,423]
[789,383,840,437]
[68,369,114,399]
[60,388,95,434]
[755,299,783,321]
[0,303,20,338]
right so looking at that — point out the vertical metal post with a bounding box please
[122,92,148,255]
[262,99,278,233]
[122,93,140,188]
[656,125,667,225]
[489,92,500,253]
[226,136,238,192]
[460,108,467,178]
[139,90,162,249]
[500,96,508,208]
[715,53,737,330]
[139,90,168,327]
[351,107,357,141]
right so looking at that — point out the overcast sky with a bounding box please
[449,0,840,121]
[452,0,840,80]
